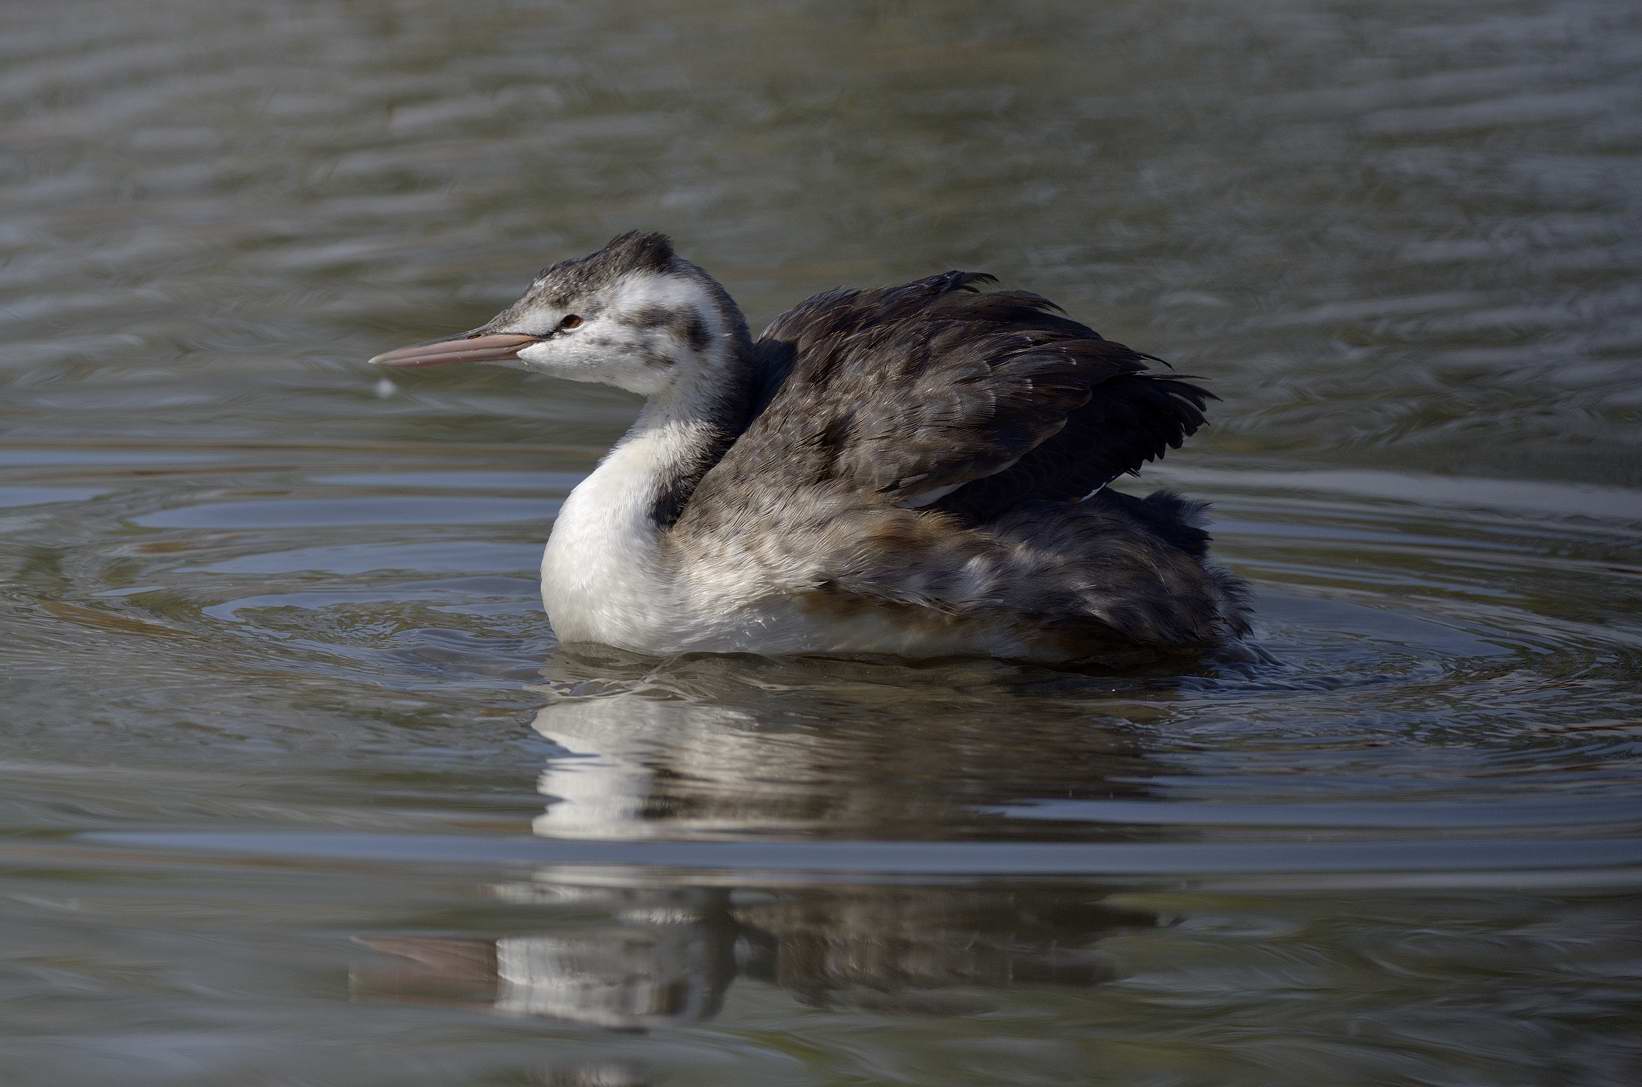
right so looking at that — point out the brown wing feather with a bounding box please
[693,271,1209,515]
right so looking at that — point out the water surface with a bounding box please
[3,2,1642,1085]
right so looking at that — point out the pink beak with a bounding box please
[369,332,542,369]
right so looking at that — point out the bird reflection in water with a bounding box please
[358,881,1157,1029]
[354,652,1179,1029]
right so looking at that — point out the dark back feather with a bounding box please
[688,271,1211,525]
[935,368,1213,523]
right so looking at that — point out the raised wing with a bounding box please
[934,366,1211,523]
[691,271,1210,520]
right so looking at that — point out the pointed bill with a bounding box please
[369,333,541,369]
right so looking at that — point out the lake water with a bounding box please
[3,2,1641,1084]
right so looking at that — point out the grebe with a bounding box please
[372,231,1248,661]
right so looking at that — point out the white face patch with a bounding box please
[507,271,724,397]
[606,272,725,339]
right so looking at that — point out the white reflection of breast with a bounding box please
[530,692,772,840]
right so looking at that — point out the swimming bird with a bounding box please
[371,231,1248,661]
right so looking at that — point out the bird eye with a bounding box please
[557,314,583,331]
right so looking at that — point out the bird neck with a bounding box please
[584,269,756,533]
[541,345,755,641]
[589,371,743,533]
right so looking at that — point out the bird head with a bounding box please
[371,231,748,397]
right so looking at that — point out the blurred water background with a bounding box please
[3,1,1641,1084]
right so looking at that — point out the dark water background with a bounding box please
[3,2,1642,1084]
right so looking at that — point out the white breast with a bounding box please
[540,415,722,651]
[541,475,679,649]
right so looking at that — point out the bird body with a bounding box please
[373,232,1248,662]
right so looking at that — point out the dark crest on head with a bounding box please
[529,231,676,304]
[603,230,675,274]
